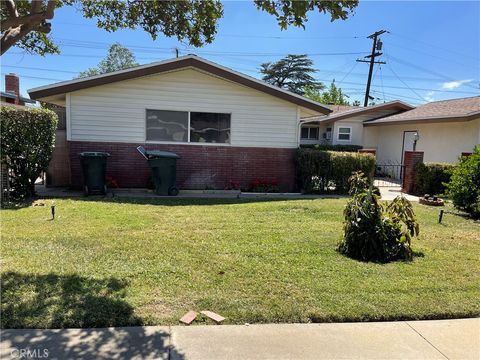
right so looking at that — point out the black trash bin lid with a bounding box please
[144,150,181,159]
[79,152,110,157]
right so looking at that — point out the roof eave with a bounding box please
[364,113,480,126]
[29,55,330,115]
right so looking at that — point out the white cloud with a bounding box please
[441,79,473,90]
[424,91,435,102]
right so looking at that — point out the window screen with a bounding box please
[146,110,188,142]
[190,112,231,143]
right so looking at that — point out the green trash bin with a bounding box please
[79,152,110,195]
[145,150,181,196]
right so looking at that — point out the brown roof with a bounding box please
[301,100,413,124]
[365,96,480,126]
[28,55,330,115]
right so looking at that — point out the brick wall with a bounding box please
[402,151,424,194]
[69,141,297,191]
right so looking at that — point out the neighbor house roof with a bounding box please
[301,100,414,124]
[28,55,331,115]
[365,96,480,126]
[0,91,35,104]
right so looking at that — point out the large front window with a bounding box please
[146,109,231,144]
[190,112,231,143]
[146,110,188,142]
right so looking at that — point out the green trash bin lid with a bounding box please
[79,152,110,157]
[144,150,180,159]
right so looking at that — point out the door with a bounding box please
[402,131,418,163]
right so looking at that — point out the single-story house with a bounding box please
[28,55,331,191]
[301,96,480,165]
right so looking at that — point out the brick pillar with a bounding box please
[402,151,424,194]
[5,73,20,105]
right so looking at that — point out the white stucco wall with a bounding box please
[364,118,480,164]
[68,68,302,148]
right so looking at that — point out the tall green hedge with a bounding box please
[296,149,376,194]
[446,146,480,219]
[1,106,58,199]
[412,162,455,196]
[300,144,363,152]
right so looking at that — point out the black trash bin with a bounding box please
[79,152,110,195]
[143,150,180,196]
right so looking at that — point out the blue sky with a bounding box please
[1,1,479,106]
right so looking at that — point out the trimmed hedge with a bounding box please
[1,106,58,199]
[296,149,376,194]
[412,162,455,196]
[300,144,363,152]
[446,145,480,219]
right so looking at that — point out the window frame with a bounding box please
[300,125,320,140]
[336,126,352,142]
[145,108,232,146]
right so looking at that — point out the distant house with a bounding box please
[1,74,35,106]
[300,97,480,164]
[28,55,330,191]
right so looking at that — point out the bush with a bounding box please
[300,144,363,152]
[296,149,375,194]
[338,173,419,263]
[1,106,58,200]
[412,162,455,196]
[446,146,480,218]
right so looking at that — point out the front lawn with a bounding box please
[1,197,479,328]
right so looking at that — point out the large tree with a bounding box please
[78,43,139,78]
[1,0,358,56]
[260,54,323,95]
[304,79,350,105]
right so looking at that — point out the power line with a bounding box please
[389,31,480,62]
[385,58,426,102]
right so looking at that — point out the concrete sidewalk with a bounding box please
[1,319,478,360]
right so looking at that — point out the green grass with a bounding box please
[1,197,479,328]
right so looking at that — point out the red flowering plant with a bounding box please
[106,176,119,189]
[249,179,280,193]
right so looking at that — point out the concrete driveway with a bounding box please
[1,318,478,360]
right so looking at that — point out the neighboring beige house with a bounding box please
[301,96,480,164]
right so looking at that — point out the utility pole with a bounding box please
[357,30,387,106]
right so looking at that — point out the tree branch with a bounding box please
[1,24,34,55]
[5,0,19,18]
[1,0,57,54]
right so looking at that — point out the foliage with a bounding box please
[249,179,280,193]
[2,198,479,326]
[255,0,359,28]
[338,172,419,263]
[296,149,376,194]
[412,162,455,196]
[260,54,323,95]
[446,146,480,218]
[78,43,139,78]
[300,144,362,152]
[0,106,58,200]
[304,80,350,105]
[1,0,358,56]
[348,171,380,197]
